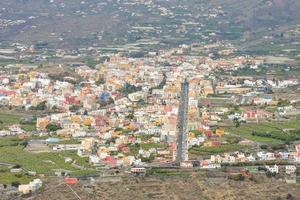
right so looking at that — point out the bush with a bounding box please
[266,171,276,177]
[141,154,155,162]
[46,123,62,132]
[271,144,286,151]
[252,131,300,142]
[69,105,80,112]
[191,130,202,137]
[13,164,22,169]
[14,173,23,178]
[260,145,268,150]
[286,194,294,200]
[229,174,245,181]
[258,166,267,171]
[35,101,47,111]
[11,181,20,187]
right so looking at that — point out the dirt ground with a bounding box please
[25,172,300,200]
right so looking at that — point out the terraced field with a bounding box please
[26,172,300,200]
[225,119,300,144]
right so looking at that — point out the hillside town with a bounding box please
[1,0,300,199]
[0,41,299,199]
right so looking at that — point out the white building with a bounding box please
[266,164,279,173]
[18,179,42,194]
[285,165,296,175]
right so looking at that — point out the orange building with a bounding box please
[36,117,49,131]
[215,128,225,137]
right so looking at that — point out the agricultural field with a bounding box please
[147,168,189,178]
[127,142,167,156]
[224,119,300,144]
[0,166,33,185]
[190,144,247,156]
[0,136,23,147]
[58,139,81,145]
[0,112,36,132]
[30,171,300,200]
[0,145,90,176]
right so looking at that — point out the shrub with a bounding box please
[46,123,62,132]
[229,174,245,181]
[11,181,20,187]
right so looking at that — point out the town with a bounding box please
[1,0,300,199]
[0,41,299,199]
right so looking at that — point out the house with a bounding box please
[204,141,221,147]
[247,154,256,162]
[18,179,42,194]
[128,91,147,102]
[215,128,225,137]
[204,130,213,138]
[81,138,96,152]
[102,156,117,168]
[53,144,81,151]
[285,165,296,175]
[57,129,72,137]
[278,152,289,160]
[72,130,87,138]
[265,164,279,173]
[36,117,49,131]
[201,161,221,169]
[89,155,100,164]
[223,154,236,163]
[210,155,222,163]
[257,152,275,160]
[65,96,80,105]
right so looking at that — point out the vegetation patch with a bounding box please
[0,172,33,185]
[190,144,247,155]
[225,119,300,144]
[0,146,89,174]
[147,168,189,178]
[0,112,36,131]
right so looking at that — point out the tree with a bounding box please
[83,110,88,115]
[266,171,276,177]
[229,174,245,181]
[234,118,240,128]
[260,145,268,150]
[35,101,47,110]
[46,123,61,132]
[19,141,29,147]
[11,181,20,187]
[14,173,23,178]
[233,105,240,112]
[69,105,80,112]
[286,194,294,200]
[126,113,134,120]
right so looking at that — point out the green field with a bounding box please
[127,142,167,156]
[0,166,34,184]
[0,136,23,147]
[0,145,89,175]
[190,144,247,155]
[0,112,36,131]
[225,119,300,144]
[58,139,81,145]
[0,172,34,185]
[0,136,96,183]
[148,168,189,178]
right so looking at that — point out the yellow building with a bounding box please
[36,118,49,131]
[56,129,72,137]
[71,115,82,124]
[215,128,225,137]
[82,138,96,151]
[83,117,92,126]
